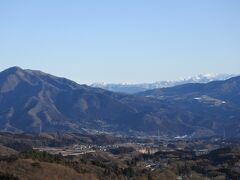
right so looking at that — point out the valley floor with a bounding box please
[0,133,240,180]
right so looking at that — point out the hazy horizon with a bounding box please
[0,66,238,85]
[1,0,240,84]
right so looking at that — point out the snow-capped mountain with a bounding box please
[91,74,236,94]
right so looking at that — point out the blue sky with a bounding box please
[0,0,239,84]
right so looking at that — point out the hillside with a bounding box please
[0,67,239,137]
[138,76,240,137]
[0,67,175,135]
[138,76,240,106]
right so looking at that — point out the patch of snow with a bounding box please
[175,135,188,139]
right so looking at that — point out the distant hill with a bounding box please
[137,76,240,137]
[138,75,240,106]
[91,74,235,94]
[0,67,240,137]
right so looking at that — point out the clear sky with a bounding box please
[0,0,239,84]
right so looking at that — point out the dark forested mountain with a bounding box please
[138,76,240,106]
[138,76,240,137]
[0,67,170,134]
[0,67,239,137]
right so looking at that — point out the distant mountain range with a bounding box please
[0,67,239,138]
[91,74,235,94]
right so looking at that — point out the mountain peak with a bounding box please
[1,67,25,76]
[4,66,23,72]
